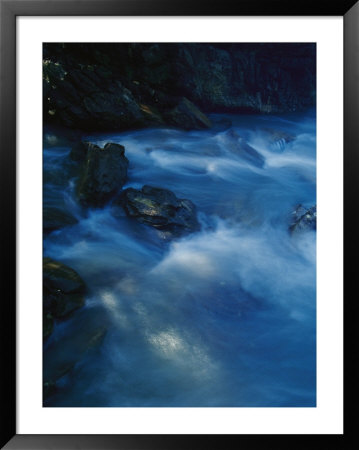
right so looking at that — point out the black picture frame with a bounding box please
[1,1,357,448]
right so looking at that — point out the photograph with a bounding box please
[42,42,317,408]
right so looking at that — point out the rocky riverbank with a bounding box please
[43,43,315,132]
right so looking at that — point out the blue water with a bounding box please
[43,112,316,407]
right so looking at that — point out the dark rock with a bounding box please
[43,207,78,233]
[43,380,57,400]
[43,43,316,132]
[44,58,149,131]
[165,97,212,130]
[80,84,145,130]
[119,185,200,237]
[170,43,316,114]
[43,313,54,341]
[77,142,129,207]
[43,257,86,319]
[261,128,296,151]
[223,129,265,167]
[173,44,234,111]
[290,204,316,233]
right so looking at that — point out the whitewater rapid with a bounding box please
[43,111,316,407]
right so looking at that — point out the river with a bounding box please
[43,111,316,407]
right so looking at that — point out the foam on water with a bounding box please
[43,112,316,407]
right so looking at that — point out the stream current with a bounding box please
[43,112,316,407]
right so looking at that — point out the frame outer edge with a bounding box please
[0,0,17,448]
[1,0,358,448]
[343,0,359,439]
[3,0,359,16]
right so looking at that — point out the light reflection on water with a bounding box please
[43,112,316,407]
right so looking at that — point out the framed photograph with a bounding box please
[1,0,356,448]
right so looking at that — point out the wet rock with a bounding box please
[80,84,146,130]
[119,185,200,237]
[290,204,316,233]
[44,55,147,131]
[165,97,212,130]
[77,142,129,207]
[173,44,234,111]
[43,380,57,400]
[261,128,296,151]
[43,257,86,321]
[223,129,265,167]
[43,43,315,132]
[43,207,78,233]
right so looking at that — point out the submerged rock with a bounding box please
[223,129,265,167]
[43,257,86,330]
[290,204,316,233]
[261,128,296,151]
[77,142,129,207]
[43,207,78,233]
[119,185,200,237]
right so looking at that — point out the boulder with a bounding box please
[80,84,146,130]
[44,58,148,131]
[223,129,265,167]
[165,97,212,130]
[43,257,86,322]
[119,185,200,237]
[77,142,129,207]
[290,204,316,233]
[43,43,316,132]
[43,207,78,233]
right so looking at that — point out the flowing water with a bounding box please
[43,112,316,407]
